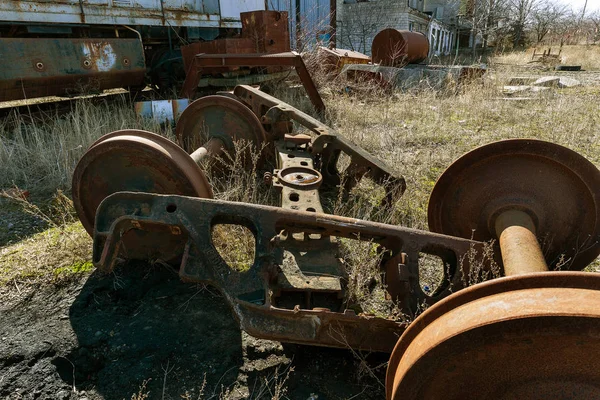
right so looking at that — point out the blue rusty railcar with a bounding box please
[0,0,265,101]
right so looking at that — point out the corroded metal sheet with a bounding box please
[241,11,290,54]
[386,272,600,399]
[0,38,145,101]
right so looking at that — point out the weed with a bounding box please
[460,241,501,287]
[131,379,151,400]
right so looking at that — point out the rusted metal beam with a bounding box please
[92,192,485,352]
[180,52,325,114]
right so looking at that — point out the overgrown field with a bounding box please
[0,45,599,398]
[2,46,599,292]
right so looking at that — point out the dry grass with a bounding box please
[1,45,600,295]
[325,70,600,230]
[0,190,92,291]
[0,95,167,194]
[492,44,600,71]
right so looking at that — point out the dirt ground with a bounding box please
[0,260,387,400]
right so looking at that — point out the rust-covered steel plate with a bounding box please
[428,139,600,271]
[176,95,266,154]
[72,129,212,236]
[386,272,600,400]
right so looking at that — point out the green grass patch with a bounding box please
[0,221,92,287]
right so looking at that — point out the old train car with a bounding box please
[0,0,265,101]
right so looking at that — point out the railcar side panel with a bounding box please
[0,0,244,27]
[0,38,146,101]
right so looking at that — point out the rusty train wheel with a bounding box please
[387,139,600,399]
[386,272,600,400]
[176,95,265,155]
[428,139,600,271]
[72,129,212,237]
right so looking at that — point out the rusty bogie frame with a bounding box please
[93,192,484,352]
[75,81,600,396]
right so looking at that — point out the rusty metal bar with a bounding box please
[180,52,325,114]
[495,210,548,276]
[234,85,330,135]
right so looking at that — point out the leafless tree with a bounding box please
[337,0,389,54]
[550,8,578,45]
[588,11,600,44]
[507,0,538,47]
[465,0,509,54]
[531,0,569,43]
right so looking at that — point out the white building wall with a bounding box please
[336,0,431,55]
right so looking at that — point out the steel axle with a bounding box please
[495,209,548,276]
[176,94,266,168]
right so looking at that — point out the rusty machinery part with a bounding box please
[233,84,328,140]
[180,52,325,114]
[92,192,486,352]
[428,139,600,272]
[272,135,326,214]
[371,29,429,67]
[175,94,266,165]
[233,85,406,204]
[72,129,213,251]
[386,272,600,399]
[277,166,323,190]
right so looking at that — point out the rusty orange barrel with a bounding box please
[371,29,429,67]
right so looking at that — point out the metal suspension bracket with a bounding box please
[233,85,406,205]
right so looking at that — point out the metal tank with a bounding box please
[371,28,429,67]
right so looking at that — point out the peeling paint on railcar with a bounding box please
[0,38,146,101]
[82,42,117,72]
